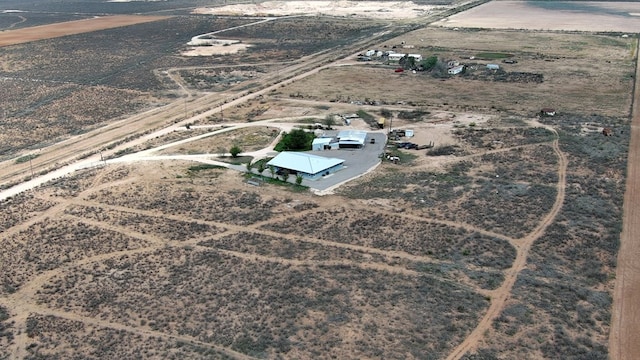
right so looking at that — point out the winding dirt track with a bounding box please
[446,134,568,359]
[609,38,640,360]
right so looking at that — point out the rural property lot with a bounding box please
[0,0,637,359]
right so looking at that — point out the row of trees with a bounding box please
[247,160,304,186]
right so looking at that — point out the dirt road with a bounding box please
[446,133,568,359]
[609,39,640,360]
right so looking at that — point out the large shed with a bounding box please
[266,152,345,180]
[337,130,367,149]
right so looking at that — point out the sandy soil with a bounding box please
[0,15,169,47]
[609,40,640,360]
[181,44,252,56]
[193,1,441,19]
[435,1,640,32]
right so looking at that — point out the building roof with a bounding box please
[267,152,344,175]
[312,137,334,145]
[337,130,367,145]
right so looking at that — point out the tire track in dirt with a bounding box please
[5,245,159,359]
[5,15,26,30]
[63,196,491,294]
[609,38,640,360]
[66,198,456,268]
[213,247,491,297]
[215,248,420,276]
[446,134,567,360]
[366,207,517,245]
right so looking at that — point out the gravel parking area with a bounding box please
[302,131,387,192]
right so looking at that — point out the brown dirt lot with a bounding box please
[0,15,170,47]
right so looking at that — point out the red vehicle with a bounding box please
[394,68,404,73]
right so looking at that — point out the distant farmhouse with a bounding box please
[387,52,423,63]
[266,152,345,180]
[540,108,556,117]
[448,65,464,75]
[446,60,464,75]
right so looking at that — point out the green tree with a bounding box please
[257,161,265,175]
[230,145,242,158]
[269,165,276,179]
[380,108,392,118]
[402,55,416,70]
[323,115,336,130]
[274,129,314,151]
[245,160,252,172]
[420,56,438,71]
[295,174,303,185]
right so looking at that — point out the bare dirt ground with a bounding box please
[0,15,169,47]
[181,44,252,56]
[434,1,640,32]
[193,1,444,19]
[609,40,640,360]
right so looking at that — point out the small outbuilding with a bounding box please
[540,108,556,116]
[408,54,422,62]
[388,52,406,62]
[448,65,464,75]
[266,152,345,180]
[487,64,500,70]
[312,137,339,151]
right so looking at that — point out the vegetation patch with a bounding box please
[187,164,225,172]
[37,247,489,359]
[25,314,232,359]
[474,52,513,60]
[273,128,315,151]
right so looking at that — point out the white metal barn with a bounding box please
[337,130,367,149]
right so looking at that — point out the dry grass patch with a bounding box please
[158,126,279,155]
